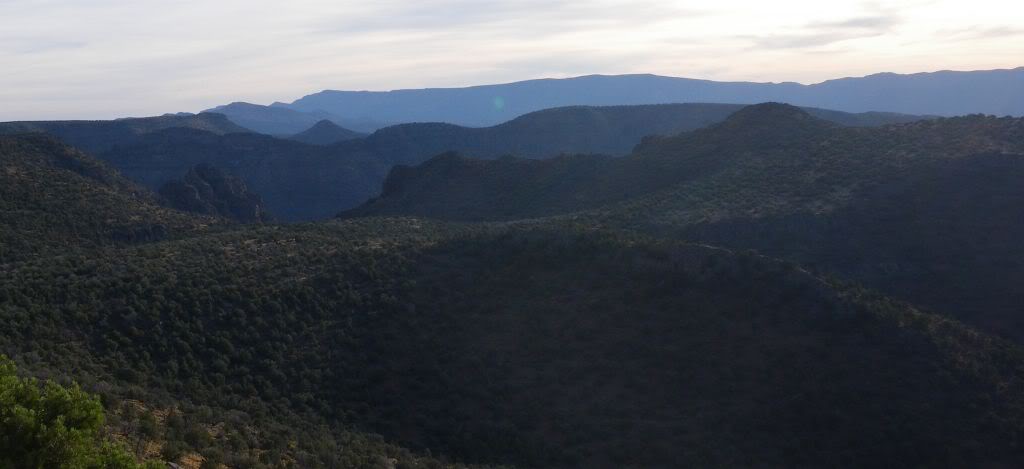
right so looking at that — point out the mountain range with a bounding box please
[7,65,1024,469]
[203,68,1023,134]
[6,118,1024,467]
[4,103,927,222]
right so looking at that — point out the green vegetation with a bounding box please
[6,218,1024,467]
[349,104,1023,223]
[159,164,273,223]
[45,103,924,221]
[4,102,1024,467]
[0,134,216,264]
[346,104,1024,340]
[0,356,161,469]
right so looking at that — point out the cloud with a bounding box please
[939,25,1024,41]
[745,7,902,50]
[809,15,901,30]
[314,1,706,38]
[749,32,873,49]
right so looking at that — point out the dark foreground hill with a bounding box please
[5,217,1024,467]
[343,104,1024,342]
[267,68,1024,127]
[0,135,471,468]
[94,103,925,221]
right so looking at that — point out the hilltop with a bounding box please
[288,119,366,145]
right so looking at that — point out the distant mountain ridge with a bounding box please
[0,112,248,154]
[205,102,389,134]
[94,103,925,220]
[253,68,1022,127]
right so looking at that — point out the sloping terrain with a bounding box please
[159,164,273,223]
[0,134,215,263]
[98,129,388,221]
[343,104,1024,341]
[0,135,477,469]
[344,103,965,220]
[4,219,1024,467]
[677,151,1024,341]
[6,103,1024,468]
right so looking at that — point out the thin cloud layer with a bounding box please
[0,0,1021,119]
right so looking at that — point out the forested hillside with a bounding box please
[8,0,1023,466]
[6,214,1024,467]
[0,134,215,263]
[0,134,482,468]
[6,102,1024,468]
[344,104,1024,341]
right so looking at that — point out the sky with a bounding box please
[1,0,1022,120]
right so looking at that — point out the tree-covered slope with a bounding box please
[6,105,1024,464]
[343,104,1024,341]
[4,219,1024,467]
[348,104,1022,222]
[675,151,1024,341]
[0,134,215,263]
[0,137,486,467]
[159,164,273,223]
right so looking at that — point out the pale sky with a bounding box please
[1,0,1022,120]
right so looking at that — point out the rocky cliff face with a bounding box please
[159,164,271,223]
